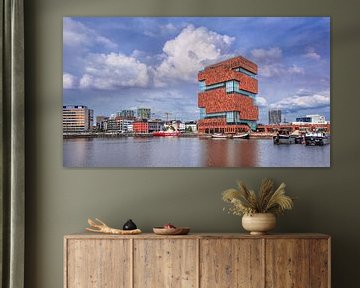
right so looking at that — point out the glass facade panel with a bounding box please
[226,112,234,123]
[226,81,234,93]
[206,82,225,90]
[239,89,256,98]
[199,108,206,119]
[226,80,241,94]
[199,81,206,92]
[233,67,257,78]
[226,111,240,124]
[199,81,225,91]
[206,112,226,118]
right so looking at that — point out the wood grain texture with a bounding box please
[200,239,264,288]
[66,239,131,288]
[310,239,330,288]
[265,239,310,288]
[133,239,198,288]
[64,233,330,240]
[64,234,330,288]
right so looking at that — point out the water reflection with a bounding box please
[63,137,330,167]
[201,139,258,167]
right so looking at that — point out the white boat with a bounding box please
[153,125,180,137]
[211,133,229,139]
[273,130,295,144]
[273,129,303,144]
[305,131,330,146]
[232,132,250,139]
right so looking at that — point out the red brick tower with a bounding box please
[197,56,259,133]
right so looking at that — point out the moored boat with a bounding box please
[153,125,180,137]
[273,129,304,144]
[273,129,295,144]
[232,132,250,139]
[305,131,330,146]
[211,133,229,139]
[152,131,180,136]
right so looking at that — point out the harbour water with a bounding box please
[63,137,330,167]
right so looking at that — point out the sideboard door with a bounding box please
[200,239,264,288]
[265,238,329,288]
[66,239,131,288]
[133,239,198,288]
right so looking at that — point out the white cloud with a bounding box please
[304,47,321,60]
[288,64,305,75]
[260,64,305,78]
[251,47,285,78]
[251,47,282,62]
[63,73,77,89]
[63,18,117,49]
[155,25,235,84]
[256,96,268,107]
[79,53,150,89]
[259,64,285,78]
[270,90,330,112]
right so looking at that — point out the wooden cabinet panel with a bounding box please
[265,239,310,288]
[64,234,330,288]
[309,239,330,288]
[65,239,131,288]
[200,239,264,288]
[133,239,198,288]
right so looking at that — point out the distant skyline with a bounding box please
[63,17,330,123]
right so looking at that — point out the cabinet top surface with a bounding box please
[64,232,330,240]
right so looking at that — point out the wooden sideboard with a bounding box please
[64,233,330,288]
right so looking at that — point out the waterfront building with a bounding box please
[133,119,149,133]
[106,118,118,131]
[185,121,198,132]
[96,116,108,131]
[295,114,326,124]
[117,110,135,120]
[63,105,94,132]
[148,120,164,133]
[106,117,133,132]
[197,56,259,134]
[268,109,282,125]
[173,120,185,132]
[119,119,133,132]
[137,108,151,120]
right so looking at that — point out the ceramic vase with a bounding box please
[242,213,276,235]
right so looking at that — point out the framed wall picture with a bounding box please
[63,17,330,167]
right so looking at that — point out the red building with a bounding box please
[197,56,259,133]
[133,120,148,133]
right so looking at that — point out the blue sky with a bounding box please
[63,17,330,123]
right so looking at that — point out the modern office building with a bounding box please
[148,120,164,133]
[63,105,94,132]
[106,117,133,132]
[96,116,108,131]
[117,110,135,120]
[133,119,149,133]
[197,56,259,133]
[268,109,282,125]
[295,114,326,124]
[185,121,198,132]
[137,108,151,120]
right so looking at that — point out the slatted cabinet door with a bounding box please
[265,238,330,288]
[64,234,330,288]
[65,239,132,288]
[266,239,310,288]
[200,239,264,288]
[309,239,330,288]
[133,239,198,288]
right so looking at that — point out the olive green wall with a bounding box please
[24,0,360,287]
